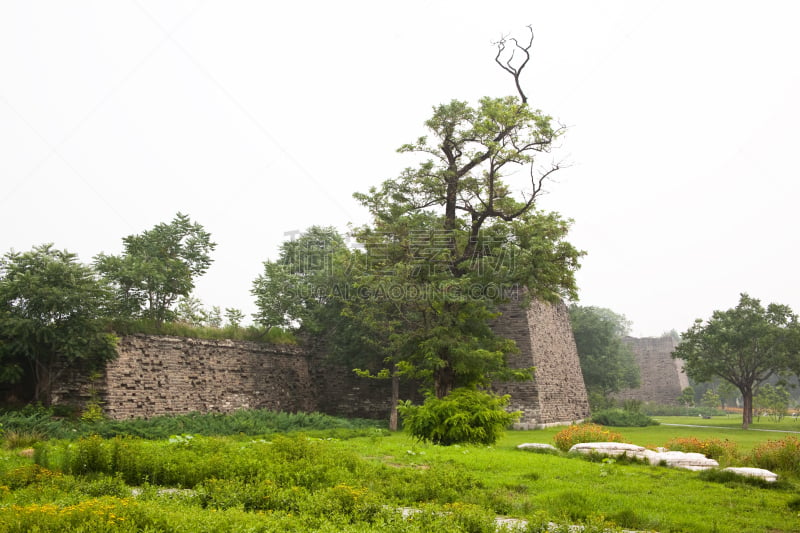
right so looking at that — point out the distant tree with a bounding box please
[754,383,791,422]
[674,294,800,429]
[0,245,117,404]
[95,213,216,324]
[224,308,244,328]
[251,226,352,333]
[678,386,696,407]
[568,305,639,409]
[175,295,207,326]
[206,306,222,328]
[661,329,681,344]
[701,388,720,411]
[717,381,739,410]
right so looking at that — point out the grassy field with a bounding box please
[1,414,799,532]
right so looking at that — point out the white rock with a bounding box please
[722,467,778,482]
[569,442,646,456]
[647,450,719,470]
[517,443,558,452]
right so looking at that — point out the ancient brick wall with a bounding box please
[53,335,314,419]
[52,297,590,426]
[613,336,688,405]
[493,298,590,428]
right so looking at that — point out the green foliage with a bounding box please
[748,436,800,476]
[754,383,791,422]
[674,293,800,428]
[260,33,582,401]
[0,244,118,404]
[0,407,384,441]
[107,318,295,344]
[700,388,721,410]
[568,305,639,407]
[552,423,626,452]
[398,388,519,445]
[664,436,739,463]
[95,213,216,324]
[590,409,658,427]
[252,226,350,332]
[698,468,782,489]
[678,386,696,407]
[2,422,800,532]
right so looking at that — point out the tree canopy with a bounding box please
[252,29,583,408]
[0,244,118,404]
[673,293,800,428]
[345,29,582,399]
[95,213,216,324]
[568,304,639,409]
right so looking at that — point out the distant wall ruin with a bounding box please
[52,298,590,427]
[613,336,688,405]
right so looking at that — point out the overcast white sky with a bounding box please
[2,1,798,337]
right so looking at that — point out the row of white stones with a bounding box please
[517,441,778,482]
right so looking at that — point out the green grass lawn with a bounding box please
[1,415,799,532]
[345,422,800,533]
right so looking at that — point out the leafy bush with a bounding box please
[590,409,658,427]
[639,402,724,417]
[398,388,519,446]
[748,436,800,476]
[552,423,626,452]
[664,436,739,463]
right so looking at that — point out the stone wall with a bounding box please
[613,336,688,405]
[52,297,590,426]
[53,335,314,419]
[493,298,590,428]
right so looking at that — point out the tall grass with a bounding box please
[2,420,800,532]
[106,318,296,344]
[0,407,385,442]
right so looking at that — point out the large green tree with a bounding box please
[95,213,216,324]
[568,304,639,409]
[673,293,800,429]
[252,226,351,333]
[348,29,583,398]
[0,244,117,404]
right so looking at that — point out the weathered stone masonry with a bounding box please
[53,298,590,427]
[613,336,688,405]
[494,298,590,428]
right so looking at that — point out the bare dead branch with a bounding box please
[493,25,533,104]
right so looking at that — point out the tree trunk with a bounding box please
[741,384,753,429]
[389,370,399,431]
[434,364,455,399]
[33,359,53,407]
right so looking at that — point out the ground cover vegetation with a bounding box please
[1,410,800,532]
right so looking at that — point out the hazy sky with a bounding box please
[2,1,798,336]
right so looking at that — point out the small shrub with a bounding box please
[80,401,105,423]
[590,409,658,427]
[748,436,800,476]
[664,436,739,463]
[552,423,625,452]
[2,429,48,449]
[398,388,520,446]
